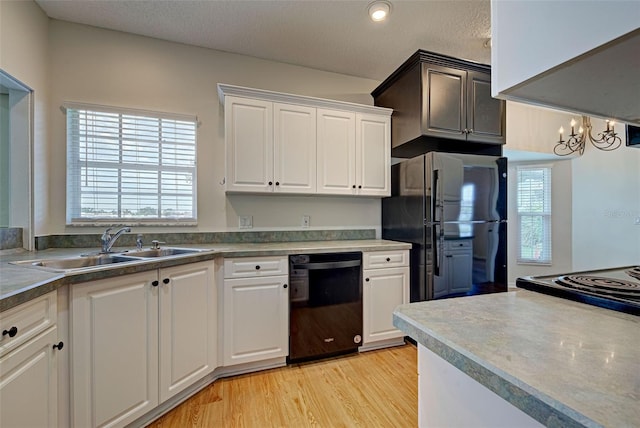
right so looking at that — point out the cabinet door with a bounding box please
[159,261,216,402]
[225,96,273,192]
[422,65,466,141]
[467,71,505,144]
[0,327,58,428]
[71,272,158,428]
[316,108,356,195]
[355,113,390,196]
[223,275,289,366]
[274,103,317,193]
[363,267,409,344]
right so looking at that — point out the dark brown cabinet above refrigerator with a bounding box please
[372,50,506,158]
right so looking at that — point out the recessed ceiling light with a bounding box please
[368,1,392,22]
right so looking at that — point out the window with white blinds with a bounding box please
[65,104,197,224]
[516,165,552,264]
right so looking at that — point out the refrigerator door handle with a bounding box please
[432,224,440,276]
[431,169,438,222]
[431,169,441,276]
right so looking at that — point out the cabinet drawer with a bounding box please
[363,250,409,269]
[224,256,288,279]
[0,292,57,357]
[445,240,472,251]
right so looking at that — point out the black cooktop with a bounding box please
[516,266,640,316]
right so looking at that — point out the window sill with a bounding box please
[67,221,198,227]
[516,261,553,266]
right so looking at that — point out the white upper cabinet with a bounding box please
[224,96,273,193]
[219,84,392,197]
[316,109,356,195]
[316,110,391,196]
[491,0,640,124]
[356,113,390,196]
[273,103,317,193]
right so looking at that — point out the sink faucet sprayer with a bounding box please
[101,227,132,253]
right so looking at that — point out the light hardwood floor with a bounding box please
[147,343,417,427]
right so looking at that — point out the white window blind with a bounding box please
[516,166,552,264]
[66,104,197,224]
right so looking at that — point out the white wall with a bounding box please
[491,0,639,95]
[506,108,640,280]
[0,0,50,240]
[571,119,640,270]
[48,20,384,236]
[505,101,576,155]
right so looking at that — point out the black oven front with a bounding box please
[288,252,362,363]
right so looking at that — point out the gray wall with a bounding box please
[47,20,383,236]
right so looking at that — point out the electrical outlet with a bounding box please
[239,215,253,229]
[302,215,310,228]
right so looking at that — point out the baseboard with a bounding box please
[359,337,407,352]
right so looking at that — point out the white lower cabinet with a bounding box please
[223,257,289,366]
[71,261,216,428]
[158,262,217,402]
[71,271,159,428]
[362,250,410,347]
[0,292,59,428]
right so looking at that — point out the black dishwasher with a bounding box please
[288,252,362,363]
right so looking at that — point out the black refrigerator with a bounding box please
[382,152,508,302]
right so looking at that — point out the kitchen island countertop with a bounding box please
[394,290,640,427]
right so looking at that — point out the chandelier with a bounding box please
[554,116,622,156]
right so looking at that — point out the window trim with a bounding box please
[516,164,552,265]
[64,102,198,226]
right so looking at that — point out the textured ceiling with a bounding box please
[35,0,492,81]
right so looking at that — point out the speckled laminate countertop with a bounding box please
[394,290,640,428]
[1,239,410,312]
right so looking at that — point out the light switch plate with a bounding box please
[302,215,310,228]
[239,215,253,229]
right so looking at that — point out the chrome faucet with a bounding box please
[101,227,132,253]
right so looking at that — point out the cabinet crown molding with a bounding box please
[218,83,392,117]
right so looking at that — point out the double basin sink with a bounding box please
[12,247,210,273]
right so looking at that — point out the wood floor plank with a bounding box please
[147,344,417,427]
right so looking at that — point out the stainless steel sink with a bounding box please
[124,247,205,258]
[10,247,211,273]
[12,254,139,272]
